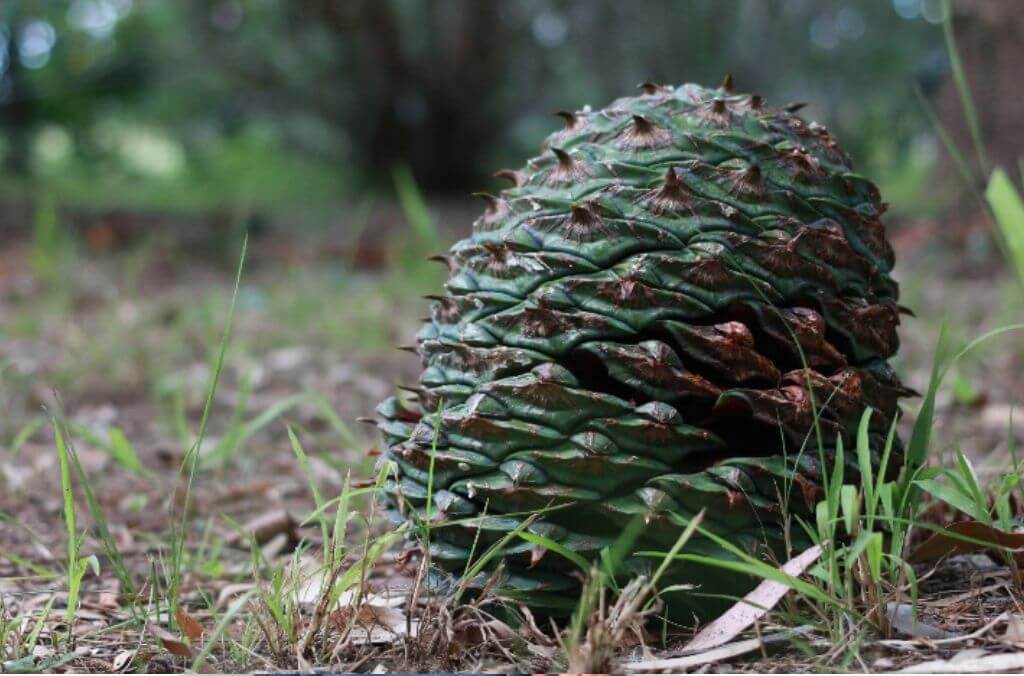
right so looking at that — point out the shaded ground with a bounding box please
[0,210,1022,672]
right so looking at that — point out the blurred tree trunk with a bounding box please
[927,0,1024,260]
[307,0,510,192]
[0,8,33,175]
[937,0,1024,182]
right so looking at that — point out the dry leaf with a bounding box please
[684,544,822,652]
[229,509,298,547]
[627,626,813,673]
[898,651,1024,673]
[112,649,135,672]
[886,602,957,639]
[330,603,411,645]
[908,521,1024,563]
[453,617,516,646]
[260,532,291,560]
[1002,614,1024,645]
[216,582,256,607]
[96,591,121,612]
[175,607,204,641]
[150,626,193,658]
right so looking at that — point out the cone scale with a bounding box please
[372,82,911,616]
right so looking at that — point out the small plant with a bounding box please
[29,191,73,287]
[914,398,1024,587]
[803,411,913,638]
[53,420,99,631]
[168,235,248,624]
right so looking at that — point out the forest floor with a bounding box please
[1,215,1023,673]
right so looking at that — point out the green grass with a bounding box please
[986,170,1024,286]
[54,420,90,629]
[29,191,73,287]
[167,235,248,625]
[2,103,1022,670]
[0,228,424,670]
[1,272,1018,672]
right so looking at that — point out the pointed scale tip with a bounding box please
[637,81,662,95]
[426,254,451,269]
[553,110,578,129]
[631,114,653,134]
[472,191,501,212]
[720,72,734,93]
[569,202,596,223]
[493,169,523,187]
[785,101,808,113]
[551,147,573,168]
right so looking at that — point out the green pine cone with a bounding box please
[372,80,912,618]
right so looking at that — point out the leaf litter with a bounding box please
[1,230,1023,672]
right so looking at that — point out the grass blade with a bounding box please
[288,426,329,550]
[516,531,590,571]
[108,427,144,473]
[985,169,1024,286]
[169,234,248,619]
[393,164,440,249]
[941,0,989,174]
[190,590,255,672]
[54,421,81,625]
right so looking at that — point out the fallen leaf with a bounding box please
[886,602,957,639]
[683,545,822,652]
[150,626,193,658]
[96,591,121,612]
[330,602,412,645]
[175,607,204,641]
[260,532,291,560]
[112,649,135,672]
[908,521,1024,563]
[877,612,1010,649]
[898,651,1024,673]
[453,617,516,646]
[212,480,273,505]
[216,582,256,607]
[626,626,813,673]
[228,509,298,547]
[1002,614,1024,645]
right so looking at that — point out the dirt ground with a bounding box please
[1,214,1023,673]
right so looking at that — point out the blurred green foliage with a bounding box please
[0,0,949,218]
